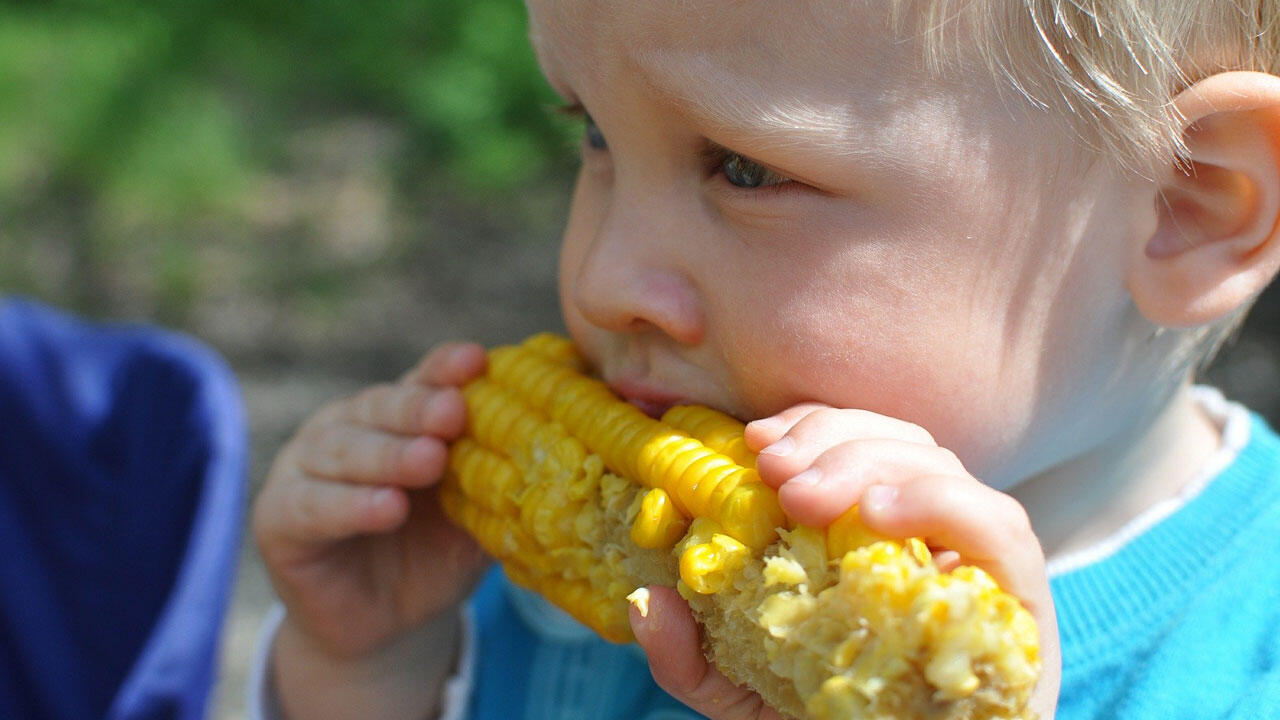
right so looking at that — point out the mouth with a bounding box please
[606,378,687,419]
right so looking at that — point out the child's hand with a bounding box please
[252,342,490,718]
[631,402,1061,720]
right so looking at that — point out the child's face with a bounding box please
[529,0,1159,489]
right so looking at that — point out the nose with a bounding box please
[568,188,706,346]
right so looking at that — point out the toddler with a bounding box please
[250,1,1280,718]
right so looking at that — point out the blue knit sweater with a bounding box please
[465,411,1280,719]
[1051,411,1280,720]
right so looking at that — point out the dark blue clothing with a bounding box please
[0,298,246,720]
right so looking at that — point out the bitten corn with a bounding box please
[441,333,1041,720]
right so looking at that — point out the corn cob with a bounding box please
[441,333,1041,720]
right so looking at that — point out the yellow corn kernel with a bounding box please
[661,405,757,468]
[680,533,750,594]
[679,516,724,548]
[441,333,1040,720]
[825,504,891,557]
[519,331,586,370]
[762,555,808,587]
[486,343,782,550]
[630,488,689,549]
[448,438,523,514]
[626,587,651,617]
[715,480,788,552]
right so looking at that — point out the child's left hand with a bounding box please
[629,402,1061,720]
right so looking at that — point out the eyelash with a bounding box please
[553,101,807,199]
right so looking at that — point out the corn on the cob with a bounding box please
[441,333,1040,720]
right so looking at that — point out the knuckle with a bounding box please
[400,388,429,430]
[933,446,963,471]
[805,407,848,431]
[931,479,968,515]
[349,387,376,419]
[999,493,1034,537]
[305,400,347,432]
[684,672,722,706]
[298,425,344,475]
[902,420,937,445]
[378,438,405,480]
[821,440,875,475]
[359,384,395,424]
[434,384,464,406]
[323,426,350,469]
[724,693,768,720]
[779,401,826,423]
[287,481,326,535]
[332,394,364,420]
[685,678,763,720]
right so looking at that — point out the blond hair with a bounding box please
[895,1,1280,175]
[893,2,1278,366]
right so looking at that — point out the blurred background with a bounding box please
[0,1,1275,717]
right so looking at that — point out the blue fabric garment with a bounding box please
[1052,412,1280,720]
[466,411,1280,719]
[469,568,696,720]
[0,298,247,720]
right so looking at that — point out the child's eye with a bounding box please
[718,151,790,189]
[583,113,608,150]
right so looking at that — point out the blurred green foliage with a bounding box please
[0,0,574,198]
[0,0,577,320]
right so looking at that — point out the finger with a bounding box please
[858,475,1062,718]
[776,440,965,526]
[751,407,938,488]
[299,424,448,486]
[931,549,963,573]
[345,384,468,439]
[857,474,1044,599]
[255,474,409,545]
[743,402,830,451]
[630,586,786,720]
[401,342,487,387]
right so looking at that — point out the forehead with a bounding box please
[525,0,939,117]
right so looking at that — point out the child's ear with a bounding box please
[1128,71,1280,328]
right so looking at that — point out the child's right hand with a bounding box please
[252,341,490,719]
[631,402,1061,720]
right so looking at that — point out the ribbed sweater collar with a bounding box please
[1049,411,1280,672]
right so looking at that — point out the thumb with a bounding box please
[629,586,784,720]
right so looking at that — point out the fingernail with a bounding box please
[788,467,823,487]
[403,437,436,469]
[369,487,398,510]
[760,436,795,457]
[748,417,784,434]
[864,484,898,512]
[449,343,477,363]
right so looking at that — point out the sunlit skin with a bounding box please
[252,2,1280,719]
[534,0,1217,558]
[526,0,1237,716]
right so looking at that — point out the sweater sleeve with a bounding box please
[245,601,478,720]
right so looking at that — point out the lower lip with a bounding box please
[624,396,677,419]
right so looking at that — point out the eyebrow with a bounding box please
[630,49,873,160]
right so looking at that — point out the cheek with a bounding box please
[709,234,1046,483]
[557,171,602,357]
